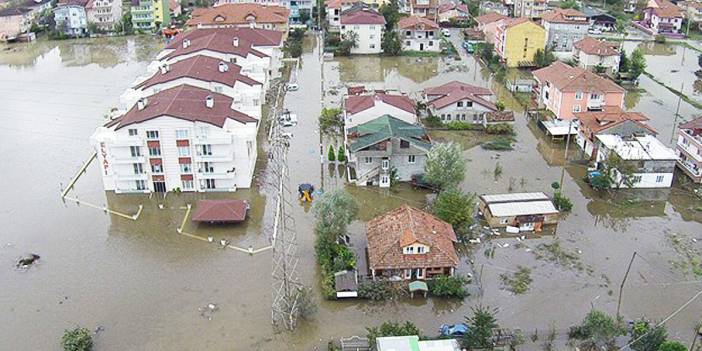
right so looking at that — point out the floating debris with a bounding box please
[199,303,220,320]
[16,254,40,268]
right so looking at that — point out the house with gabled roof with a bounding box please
[186,3,290,33]
[475,12,507,44]
[641,0,683,35]
[344,92,417,128]
[533,61,625,120]
[340,6,385,54]
[437,1,469,24]
[540,8,589,52]
[345,115,431,187]
[574,106,656,158]
[424,81,496,125]
[572,36,620,74]
[397,15,440,52]
[494,18,546,67]
[366,205,458,280]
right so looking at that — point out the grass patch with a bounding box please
[500,266,532,294]
[428,129,492,150]
[401,50,442,57]
[666,232,702,277]
[532,239,588,273]
[481,136,514,150]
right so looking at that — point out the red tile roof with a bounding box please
[341,8,385,25]
[136,56,261,90]
[367,205,459,270]
[187,3,289,27]
[532,61,625,93]
[325,0,360,9]
[192,200,248,222]
[398,15,439,30]
[679,116,702,129]
[540,8,588,24]
[115,85,256,130]
[167,27,284,49]
[411,0,437,9]
[425,81,496,110]
[647,0,682,18]
[475,12,507,25]
[573,36,619,56]
[575,106,656,135]
[500,17,532,29]
[163,31,269,60]
[438,2,468,14]
[345,93,416,115]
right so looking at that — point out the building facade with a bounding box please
[187,3,290,32]
[397,16,440,52]
[340,7,385,54]
[344,92,416,128]
[541,8,589,52]
[475,12,507,44]
[130,0,156,31]
[152,0,170,27]
[410,0,438,20]
[574,106,656,159]
[494,18,546,67]
[424,81,496,124]
[572,36,620,74]
[594,134,678,188]
[54,0,89,37]
[676,117,702,183]
[86,0,122,30]
[0,8,32,38]
[513,0,547,18]
[478,192,560,231]
[641,0,683,35]
[437,1,469,24]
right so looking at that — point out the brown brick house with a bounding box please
[366,205,459,280]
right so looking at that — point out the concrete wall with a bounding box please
[341,25,383,54]
[544,22,588,52]
[502,22,545,67]
[398,28,440,52]
[352,138,428,185]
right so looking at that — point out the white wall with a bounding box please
[398,28,440,52]
[344,103,417,128]
[341,25,383,54]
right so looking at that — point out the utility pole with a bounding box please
[671,82,684,144]
[558,118,574,191]
[616,251,637,319]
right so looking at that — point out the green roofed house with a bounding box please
[344,114,432,187]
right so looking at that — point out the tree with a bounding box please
[620,49,630,72]
[560,0,580,9]
[381,30,402,56]
[658,341,687,351]
[338,31,359,56]
[631,319,667,351]
[629,48,647,80]
[296,287,317,320]
[432,189,475,237]
[462,305,499,349]
[328,145,336,162]
[424,142,466,190]
[367,321,422,349]
[298,9,311,24]
[534,48,556,68]
[568,310,626,350]
[379,0,401,30]
[61,327,93,351]
[319,107,343,133]
[337,145,346,162]
[312,190,359,244]
[602,152,639,188]
[121,12,133,35]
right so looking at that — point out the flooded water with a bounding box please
[1,34,701,351]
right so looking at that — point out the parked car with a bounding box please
[279,109,298,127]
[462,41,474,53]
[441,28,451,37]
[440,323,470,337]
[285,83,299,91]
[588,28,602,35]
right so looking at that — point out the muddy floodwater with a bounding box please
[1,35,702,350]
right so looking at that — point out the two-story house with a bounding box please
[437,1,469,24]
[533,61,626,120]
[397,16,440,53]
[90,85,259,193]
[54,0,89,37]
[410,0,437,21]
[186,3,290,32]
[0,8,32,39]
[423,81,496,124]
[494,17,546,67]
[86,0,122,31]
[641,0,683,35]
[346,115,431,187]
[366,205,458,280]
[678,1,702,30]
[344,91,416,128]
[325,0,364,29]
[676,116,702,183]
[541,8,589,52]
[575,106,656,158]
[572,36,620,74]
[475,12,507,44]
[122,56,264,120]
[340,7,385,54]
[513,0,547,19]
[594,134,678,188]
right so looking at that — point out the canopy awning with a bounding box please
[408,281,428,292]
[192,199,248,223]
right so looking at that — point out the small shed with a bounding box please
[478,192,559,231]
[540,119,578,140]
[192,199,249,223]
[483,111,515,128]
[340,336,370,351]
[409,281,428,298]
[334,270,359,298]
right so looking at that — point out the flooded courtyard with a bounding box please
[1,34,701,350]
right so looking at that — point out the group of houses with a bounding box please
[90,25,285,193]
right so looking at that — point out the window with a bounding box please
[128,129,138,136]
[655,175,665,183]
[353,25,359,30]
[573,104,581,113]
[175,129,188,139]
[130,146,141,157]
[405,30,411,36]
[400,140,410,149]
[247,141,254,158]
[202,162,214,173]
[370,44,376,49]
[148,147,161,156]
[369,34,374,39]
[230,57,237,63]
[405,246,414,254]
[446,113,452,120]
[632,175,642,184]
[214,86,223,93]
[178,146,190,157]
[133,163,143,174]
[457,101,463,107]
[182,180,193,189]
[151,163,162,173]
[180,163,192,173]
[466,101,473,107]
[428,41,433,46]
[364,157,373,164]
[200,144,212,156]
[205,179,216,189]
[369,25,375,30]
[405,40,411,46]
[590,93,600,100]
[441,114,446,120]
[500,218,509,224]
[146,130,159,139]
[135,180,146,190]
[417,246,424,253]
[381,159,390,169]
[575,91,583,100]
[408,155,416,163]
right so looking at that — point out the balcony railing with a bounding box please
[677,159,702,178]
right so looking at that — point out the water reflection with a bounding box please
[335,55,441,84]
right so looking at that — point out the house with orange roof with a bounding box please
[340,7,385,54]
[423,81,497,124]
[437,1,469,24]
[513,0,547,18]
[344,91,417,128]
[572,36,620,74]
[475,12,507,44]
[540,8,589,52]
[325,0,364,28]
[186,3,290,33]
[410,0,438,21]
[494,18,546,67]
[574,106,656,158]
[641,0,683,35]
[366,205,458,280]
[397,15,440,52]
[533,61,626,120]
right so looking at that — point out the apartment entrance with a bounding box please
[153,181,167,193]
[419,43,424,51]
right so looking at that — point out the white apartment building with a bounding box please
[344,92,417,128]
[397,15,440,52]
[594,134,678,188]
[340,7,385,54]
[513,0,547,18]
[86,0,122,30]
[572,36,620,74]
[424,81,497,124]
[91,85,259,193]
[122,55,264,120]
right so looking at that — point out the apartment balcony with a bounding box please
[193,135,232,145]
[194,152,234,162]
[115,172,148,180]
[586,100,604,111]
[196,171,236,180]
[112,155,146,164]
[676,159,702,182]
[682,129,702,147]
[677,142,702,163]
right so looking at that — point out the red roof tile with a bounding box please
[540,8,588,24]
[575,106,656,134]
[647,0,682,18]
[680,116,702,129]
[425,81,496,110]
[475,12,507,25]
[340,8,385,25]
[367,205,459,270]
[115,85,256,130]
[573,36,619,56]
[167,27,284,49]
[187,3,289,27]
[164,31,269,60]
[532,61,625,93]
[136,56,261,90]
[345,93,416,115]
[192,199,248,222]
[438,2,468,14]
[398,15,439,30]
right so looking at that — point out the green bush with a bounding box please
[337,145,346,162]
[367,321,422,349]
[481,137,513,150]
[358,280,393,300]
[61,328,92,351]
[423,115,444,128]
[553,192,573,212]
[428,275,469,298]
[654,35,667,44]
[447,121,481,130]
[433,189,475,240]
[328,145,336,162]
[658,341,687,351]
[485,123,514,135]
[319,107,343,134]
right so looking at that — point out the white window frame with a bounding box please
[573,104,581,113]
[175,129,189,139]
[408,155,416,163]
[146,130,159,140]
[178,146,191,157]
[575,91,583,100]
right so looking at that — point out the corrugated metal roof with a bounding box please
[480,192,549,204]
[488,200,558,217]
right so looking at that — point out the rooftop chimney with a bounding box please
[182,39,191,48]
[218,62,229,72]
[159,64,170,74]
[137,97,148,110]
[232,37,239,47]
[205,95,214,109]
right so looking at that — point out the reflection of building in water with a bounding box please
[336,55,439,84]
[59,42,121,67]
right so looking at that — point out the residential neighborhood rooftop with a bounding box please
[647,0,683,18]
[346,114,431,152]
[475,12,507,25]
[425,81,495,110]
[167,27,284,49]
[340,7,385,25]
[187,3,290,27]
[679,116,702,129]
[163,31,269,60]
[573,36,619,56]
[596,134,679,160]
[398,15,439,29]
[575,106,656,134]
[540,8,589,23]
[480,192,559,217]
[532,61,625,93]
[345,92,416,115]
[136,56,261,90]
[191,199,248,222]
